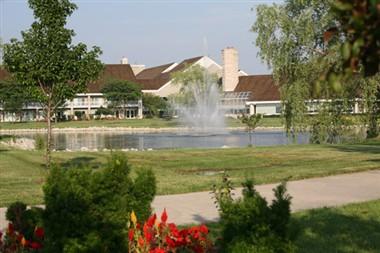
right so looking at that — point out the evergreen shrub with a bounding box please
[43,152,156,253]
[213,176,296,253]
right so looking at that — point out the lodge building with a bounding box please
[1,47,342,122]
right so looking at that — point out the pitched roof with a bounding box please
[136,63,174,80]
[135,56,203,90]
[234,75,281,101]
[168,56,202,73]
[87,64,136,93]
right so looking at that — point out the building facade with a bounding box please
[2,46,359,122]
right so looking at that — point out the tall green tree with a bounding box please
[101,80,142,118]
[3,0,103,167]
[252,0,359,140]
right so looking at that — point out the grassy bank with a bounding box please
[0,117,284,130]
[205,200,380,252]
[1,140,380,207]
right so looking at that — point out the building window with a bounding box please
[275,105,282,114]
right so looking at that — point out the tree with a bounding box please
[0,80,31,122]
[142,93,168,118]
[360,74,380,138]
[101,80,142,118]
[252,0,360,140]
[327,0,380,78]
[3,0,103,168]
[239,113,263,146]
[323,1,380,138]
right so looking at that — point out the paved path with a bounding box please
[2,170,380,229]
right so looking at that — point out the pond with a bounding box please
[13,130,309,151]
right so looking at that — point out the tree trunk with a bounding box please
[46,100,52,169]
[249,129,253,146]
[123,101,127,119]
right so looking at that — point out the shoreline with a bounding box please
[0,126,285,134]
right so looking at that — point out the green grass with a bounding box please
[205,200,380,253]
[0,118,181,130]
[1,140,380,207]
[0,117,283,130]
[293,200,380,252]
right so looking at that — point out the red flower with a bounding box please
[150,247,165,253]
[192,245,204,253]
[161,209,168,223]
[7,223,14,235]
[30,242,42,249]
[138,237,145,248]
[143,224,153,243]
[199,224,208,234]
[128,229,134,241]
[17,234,24,242]
[165,236,176,248]
[34,227,44,238]
[147,214,157,228]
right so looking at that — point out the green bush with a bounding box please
[34,134,46,150]
[43,152,156,253]
[95,106,113,117]
[213,177,295,253]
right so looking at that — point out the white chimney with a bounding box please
[121,57,129,64]
[222,47,239,92]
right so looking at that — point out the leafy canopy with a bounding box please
[0,80,31,118]
[3,0,103,109]
[329,0,380,78]
[142,93,168,117]
[252,0,360,138]
[101,80,142,106]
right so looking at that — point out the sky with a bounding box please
[0,0,282,74]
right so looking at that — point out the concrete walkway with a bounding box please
[2,170,380,229]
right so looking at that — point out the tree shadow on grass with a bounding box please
[60,156,101,169]
[331,143,380,155]
[292,208,380,253]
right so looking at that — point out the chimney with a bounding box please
[222,47,239,92]
[121,57,129,64]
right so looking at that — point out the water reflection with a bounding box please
[15,130,309,151]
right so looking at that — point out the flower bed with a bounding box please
[0,223,44,252]
[128,209,213,253]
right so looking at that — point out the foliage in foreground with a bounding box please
[128,209,212,253]
[213,175,295,252]
[0,223,44,252]
[43,152,156,253]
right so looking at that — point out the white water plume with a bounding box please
[171,68,225,131]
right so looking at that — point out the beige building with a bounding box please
[1,46,308,122]
[0,64,143,122]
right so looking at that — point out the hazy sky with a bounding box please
[1,0,282,74]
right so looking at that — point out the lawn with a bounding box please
[205,200,380,253]
[1,140,380,207]
[0,117,284,130]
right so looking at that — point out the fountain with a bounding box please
[170,65,225,132]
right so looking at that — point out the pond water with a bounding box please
[14,130,310,151]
